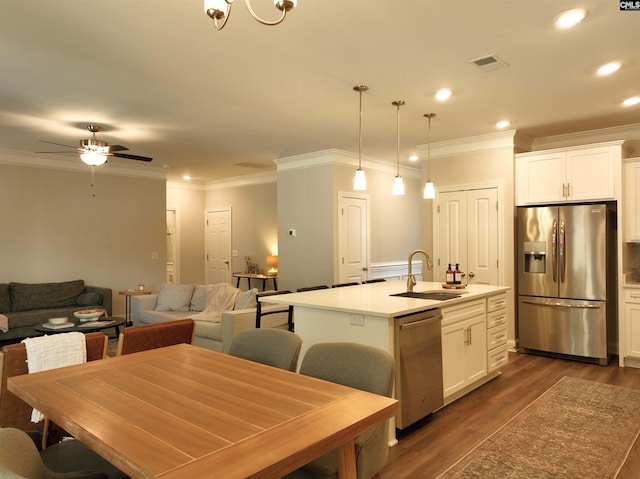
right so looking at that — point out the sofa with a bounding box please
[131,283,290,353]
[0,280,113,342]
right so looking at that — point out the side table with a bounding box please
[233,273,278,291]
[118,290,152,326]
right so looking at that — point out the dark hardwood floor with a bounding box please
[381,351,640,479]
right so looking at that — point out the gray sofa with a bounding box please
[131,284,290,353]
[0,280,113,341]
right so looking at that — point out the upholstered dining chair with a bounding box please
[115,318,195,355]
[228,329,302,372]
[283,342,395,479]
[0,426,127,479]
[0,332,108,448]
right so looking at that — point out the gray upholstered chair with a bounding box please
[283,342,395,479]
[0,427,126,479]
[115,318,195,355]
[228,328,302,372]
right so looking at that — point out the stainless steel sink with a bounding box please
[390,291,462,301]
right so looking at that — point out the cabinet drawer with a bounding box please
[487,308,507,329]
[441,299,486,327]
[487,324,508,350]
[488,343,509,372]
[487,293,507,313]
[625,289,640,304]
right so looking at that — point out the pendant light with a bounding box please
[423,113,436,199]
[353,85,368,191]
[392,100,405,195]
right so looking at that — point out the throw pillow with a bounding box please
[189,285,209,312]
[155,284,194,312]
[0,283,9,313]
[76,292,103,306]
[234,288,258,310]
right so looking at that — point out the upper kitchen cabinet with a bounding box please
[625,158,640,242]
[516,141,625,206]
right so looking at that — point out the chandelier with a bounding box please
[204,0,297,30]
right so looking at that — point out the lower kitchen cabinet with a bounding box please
[625,288,640,359]
[441,299,487,398]
[487,292,509,372]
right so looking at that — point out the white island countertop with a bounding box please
[263,280,510,318]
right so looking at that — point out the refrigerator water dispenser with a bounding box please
[523,241,546,273]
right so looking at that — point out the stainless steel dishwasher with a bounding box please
[394,308,443,429]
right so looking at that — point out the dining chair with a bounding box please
[0,332,108,448]
[297,285,329,292]
[115,318,195,355]
[331,282,360,288]
[0,426,127,479]
[228,329,302,372]
[255,290,294,331]
[283,342,395,479]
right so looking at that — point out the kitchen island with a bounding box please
[263,280,511,434]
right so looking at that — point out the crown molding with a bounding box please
[274,149,422,179]
[0,148,167,180]
[415,130,526,159]
[530,123,640,151]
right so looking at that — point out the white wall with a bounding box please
[0,161,166,316]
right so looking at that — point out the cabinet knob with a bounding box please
[468,272,475,278]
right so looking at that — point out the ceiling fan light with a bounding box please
[423,181,435,199]
[80,151,107,166]
[392,176,405,196]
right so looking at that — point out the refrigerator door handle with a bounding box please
[559,220,566,284]
[521,299,601,309]
[552,220,558,283]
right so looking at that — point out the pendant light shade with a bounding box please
[423,113,436,199]
[392,100,405,195]
[353,85,368,191]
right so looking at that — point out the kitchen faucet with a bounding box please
[406,249,434,292]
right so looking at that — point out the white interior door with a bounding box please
[205,208,232,284]
[466,188,498,285]
[338,193,370,283]
[166,209,178,284]
[437,188,498,285]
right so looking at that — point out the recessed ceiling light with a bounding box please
[435,88,452,101]
[183,175,191,180]
[554,8,588,29]
[409,155,419,162]
[496,120,510,129]
[597,62,621,76]
[623,96,640,107]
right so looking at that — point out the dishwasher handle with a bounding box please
[400,315,442,331]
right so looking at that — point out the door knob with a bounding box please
[468,272,475,278]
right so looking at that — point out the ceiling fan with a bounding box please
[38,124,153,166]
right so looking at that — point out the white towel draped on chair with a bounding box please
[22,332,87,422]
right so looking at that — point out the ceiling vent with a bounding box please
[469,54,509,72]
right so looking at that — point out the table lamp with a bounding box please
[266,255,278,274]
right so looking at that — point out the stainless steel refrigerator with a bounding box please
[517,203,617,365]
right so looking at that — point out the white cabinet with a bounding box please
[486,292,508,372]
[625,289,640,359]
[625,159,640,242]
[441,299,487,398]
[516,142,622,205]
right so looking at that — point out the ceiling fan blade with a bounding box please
[108,144,129,152]
[39,140,77,149]
[35,150,77,154]
[113,152,153,162]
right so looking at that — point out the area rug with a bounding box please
[437,376,640,479]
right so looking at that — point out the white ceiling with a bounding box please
[1,0,639,183]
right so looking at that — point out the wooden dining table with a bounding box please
[8,343,398,479]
